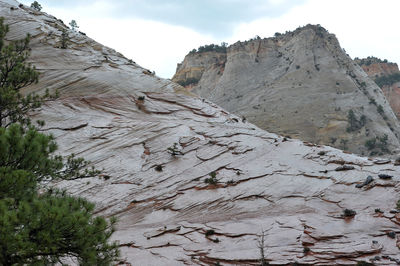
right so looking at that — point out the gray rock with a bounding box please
[5,2,400,265]
[173,25,400,156]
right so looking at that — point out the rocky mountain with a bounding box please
[4,1,400,265]
[356,57,400,119]
[173,25,400,157]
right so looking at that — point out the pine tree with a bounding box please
[0,18,120,265]
[30,1,42,11]
[0,17,54,128]
[69,19,79,31]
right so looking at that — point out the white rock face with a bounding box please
[3,2,400,265]
[173,25,400,157]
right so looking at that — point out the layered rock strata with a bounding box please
[356,57,400,119]
[4,1,400,265]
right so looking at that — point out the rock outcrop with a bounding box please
[173,25,400,157]
[355,57,399,79]
[356,57,400,120]
[4,2,400,265]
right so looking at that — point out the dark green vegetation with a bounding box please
[30,1,42,11]
[189,42,228,54]
[0,18,119,265]
[0,17,44,127]
[343,209,356,217]
[375,73,400,87]
[355,56,400,87]
[355,56,389,66]
[346,110,366,132]
[205,171,218,185]
[205,229,215,236]
[177,77,200,87]
[364,134,389,154]
[167,142,182,156]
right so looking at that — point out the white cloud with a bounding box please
[78,18,216,78]
[230,0,400,65]
[24,2,217,78]
[19,0,400,78]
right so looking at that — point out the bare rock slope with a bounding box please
[4,2,400,265]
[173,25,400,157]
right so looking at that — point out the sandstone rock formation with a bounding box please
[4,1,400,265]
[173,25,400,157]
[356,57,400,120]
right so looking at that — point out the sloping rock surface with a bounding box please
[356,58,400,120]
[173,25,400,157]
[3,2,400,265]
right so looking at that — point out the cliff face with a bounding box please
[358,62,399,78]
[356,58,400,119]
[5,2,400,265]
[173,25,400,156]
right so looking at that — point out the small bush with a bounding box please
[387,231,396,239]
[30,1,42,11]
[343,209,356,217]
[167,143,181,156]
[138,96,145,101]
[205,229,215,236]
[155,165,163,172]
[369,98,377,105]
[177,77,200,87]
[205,172,217,185]
[209,171,216,179]
[346,110,366,132]
[377,105,384,115]
[365,134,388,153]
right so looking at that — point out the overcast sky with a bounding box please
[20,0,400,78]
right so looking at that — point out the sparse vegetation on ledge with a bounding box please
[364,134,389,154]
[205,171,218,185]
[346,110,366,132]
[189,42,228,54]
[374,73,400,87]
[355,56,392,66]
[177,77,200,87]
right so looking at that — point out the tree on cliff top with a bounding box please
[30,1,42,11]
[0,17,119,265]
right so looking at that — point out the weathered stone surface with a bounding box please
[173,25,400,157]
[4,2,400,265]
[356,58,400,120]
